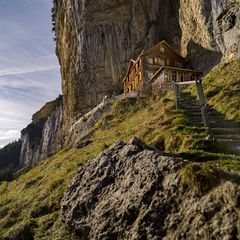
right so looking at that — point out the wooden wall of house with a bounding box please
[151,68,202,95]
[124,59,143,93]
[142,43,185,82]
[123,42,198,94]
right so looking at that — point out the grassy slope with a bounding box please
[189,59,240,122]
[0,61,240,239]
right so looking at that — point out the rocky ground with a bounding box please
[61,137,240,240]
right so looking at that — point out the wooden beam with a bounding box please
[175,80,197,85]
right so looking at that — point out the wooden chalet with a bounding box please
[123,40,202,94]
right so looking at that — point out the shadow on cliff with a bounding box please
[185,41,222,73]
[155,0,182,50]
[136,0,182,55]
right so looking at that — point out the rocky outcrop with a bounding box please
[53,0,240,130]
[61,138,240,240]
[20,96,63,166]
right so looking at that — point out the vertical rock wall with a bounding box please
[53,0,240,130]
[53,0,181,129]
[179,0,240,70]
[20,97,63,167]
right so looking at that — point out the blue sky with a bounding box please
[0,0,61,148]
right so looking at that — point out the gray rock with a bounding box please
[61,138,240,239]
[20,97,64,166]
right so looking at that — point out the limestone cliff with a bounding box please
[53,0,181,129]
[53,0,240,130]
[20,96,63,167]
[179,0,240,70]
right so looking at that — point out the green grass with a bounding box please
[0,181,8,194]
[0,93,209,239]
[180,163,219,193]
[91,93,208,153]
[0,60,240,238]
[188,59,240,122]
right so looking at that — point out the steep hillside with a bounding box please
[201,59,240,122]
[53,0,240,130]
[0,1,239,238]
[0,61,240,239]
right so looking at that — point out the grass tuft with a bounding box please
[181,163,219,193]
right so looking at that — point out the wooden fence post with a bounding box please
[196,80,212,138]
[174,84,180,110]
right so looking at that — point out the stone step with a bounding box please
[213,134,240,140]
[180,104,201,109]
[181,98,199,102]
[211,127,240,135]
[180,101,200,105]
[190,116,226,122]
[214,139,240,154]
[209,116,227,120]
[185,111,225,118]
[194,121,240,128]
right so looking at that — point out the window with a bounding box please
[160,46,166,53]
[175,61,182,68]
[180,74,184,82]
[172,71,177,82]
[147,71,153,79]
[160,59,165,65]
[134,76,138,85]
[147,57,154,65]
[154,57,159,65]
[135,62,139,71]
[166,58,170,66]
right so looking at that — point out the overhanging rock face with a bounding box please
[53,0,240,131]
[53,0,182,129]
[61,138,240,240]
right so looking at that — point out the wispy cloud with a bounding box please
[0,0,61,148]
[0,61,59,77]
[0,130,20,141]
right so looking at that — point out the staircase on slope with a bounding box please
[179,92,240,155]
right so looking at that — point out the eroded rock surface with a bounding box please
[61,138,240,239]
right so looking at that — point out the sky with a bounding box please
[0,0,61,148]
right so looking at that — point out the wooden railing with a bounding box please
[174,80,212,138]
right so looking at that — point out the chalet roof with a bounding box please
[143,40,184,60]
[123,41,184,83]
